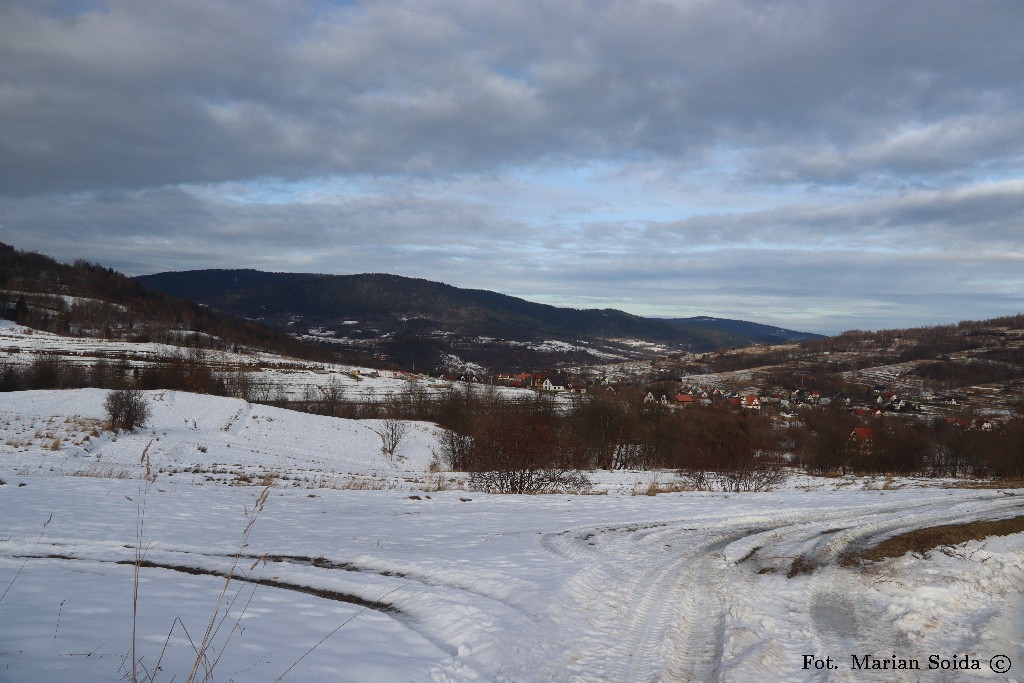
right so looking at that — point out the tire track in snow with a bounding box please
[536,494,1024,682]
[544,522,756,682]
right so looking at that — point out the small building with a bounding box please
[850,427,874,446]
[644,389,671,405]
[542,374,568,392]
[675,393,697,407]
[566,379,588,394]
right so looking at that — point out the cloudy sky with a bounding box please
[2,0,1023,334]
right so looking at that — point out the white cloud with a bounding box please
[1,0,1023,333]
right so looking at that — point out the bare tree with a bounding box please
[435,428,474,470]
[316,377,346,416]
[372,418,408,460]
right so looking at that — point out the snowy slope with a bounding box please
[1,389,1023,682]
[0,319,536,403]
[0,389,442,489]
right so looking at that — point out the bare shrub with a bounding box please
[421,472,462,492]
[681,453,789,492]
[673,408,786,491]
[104,388,151,432]
[466,415,592,494]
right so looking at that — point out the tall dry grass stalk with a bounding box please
[130,439,154,683]
[128,441,272,683]
[184,485,271,683]
[0,514,52,605]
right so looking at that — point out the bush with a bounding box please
[469,467,592,495]
[104,388,151,432]
[465,415,592,494]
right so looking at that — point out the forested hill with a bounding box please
[0,243,331,360]
[137,269,823,351]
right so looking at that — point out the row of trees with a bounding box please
[790,405,1024,479]
[0,350,271,399]
[5,348,1021,483]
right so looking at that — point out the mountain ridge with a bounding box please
[136,269,825,353]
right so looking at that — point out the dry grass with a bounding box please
[941,478,1024,489]
[631,476,695,496]
[420,472,464,492]
[338,474,396,490]
[68,466,133,479]
[2,415,106,451]
[841,514,1024,566]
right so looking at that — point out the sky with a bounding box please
[1,0,1023,335]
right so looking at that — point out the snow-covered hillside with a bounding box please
[0,389,442,490]
[1,389,1023,682]
[0,319,535,403]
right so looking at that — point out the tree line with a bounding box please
[3,348,1021,485]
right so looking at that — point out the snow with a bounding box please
[0,321,541,404]
[2,389,1023,682]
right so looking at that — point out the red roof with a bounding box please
[850,427,874,443]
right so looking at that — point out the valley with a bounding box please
[1,243,1023,681]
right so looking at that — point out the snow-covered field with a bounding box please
[2,389,1023,682]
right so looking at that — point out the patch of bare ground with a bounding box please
[116,559,399,612]
[841,514,1024,566]
[786,555,816,578]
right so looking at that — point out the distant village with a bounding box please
[357,366,1001,442]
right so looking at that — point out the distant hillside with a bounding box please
[0,243,333,362]
[136,269,821,354]
[659,317,825,345]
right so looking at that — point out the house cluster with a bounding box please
[642,385,842,413]
[847,414,993,451]
[943,416,994,430]
[779,385,925,420]
[439,371,486,383]
[843,385,980,420]
[643,386,717,408]
[868,386,916,412]
[496,372,588,393]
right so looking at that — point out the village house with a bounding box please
[541,374,568,392]
[675,393,697,408]
[850,427,874,448]
[566,379,588,394]
[644,389,672,405]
